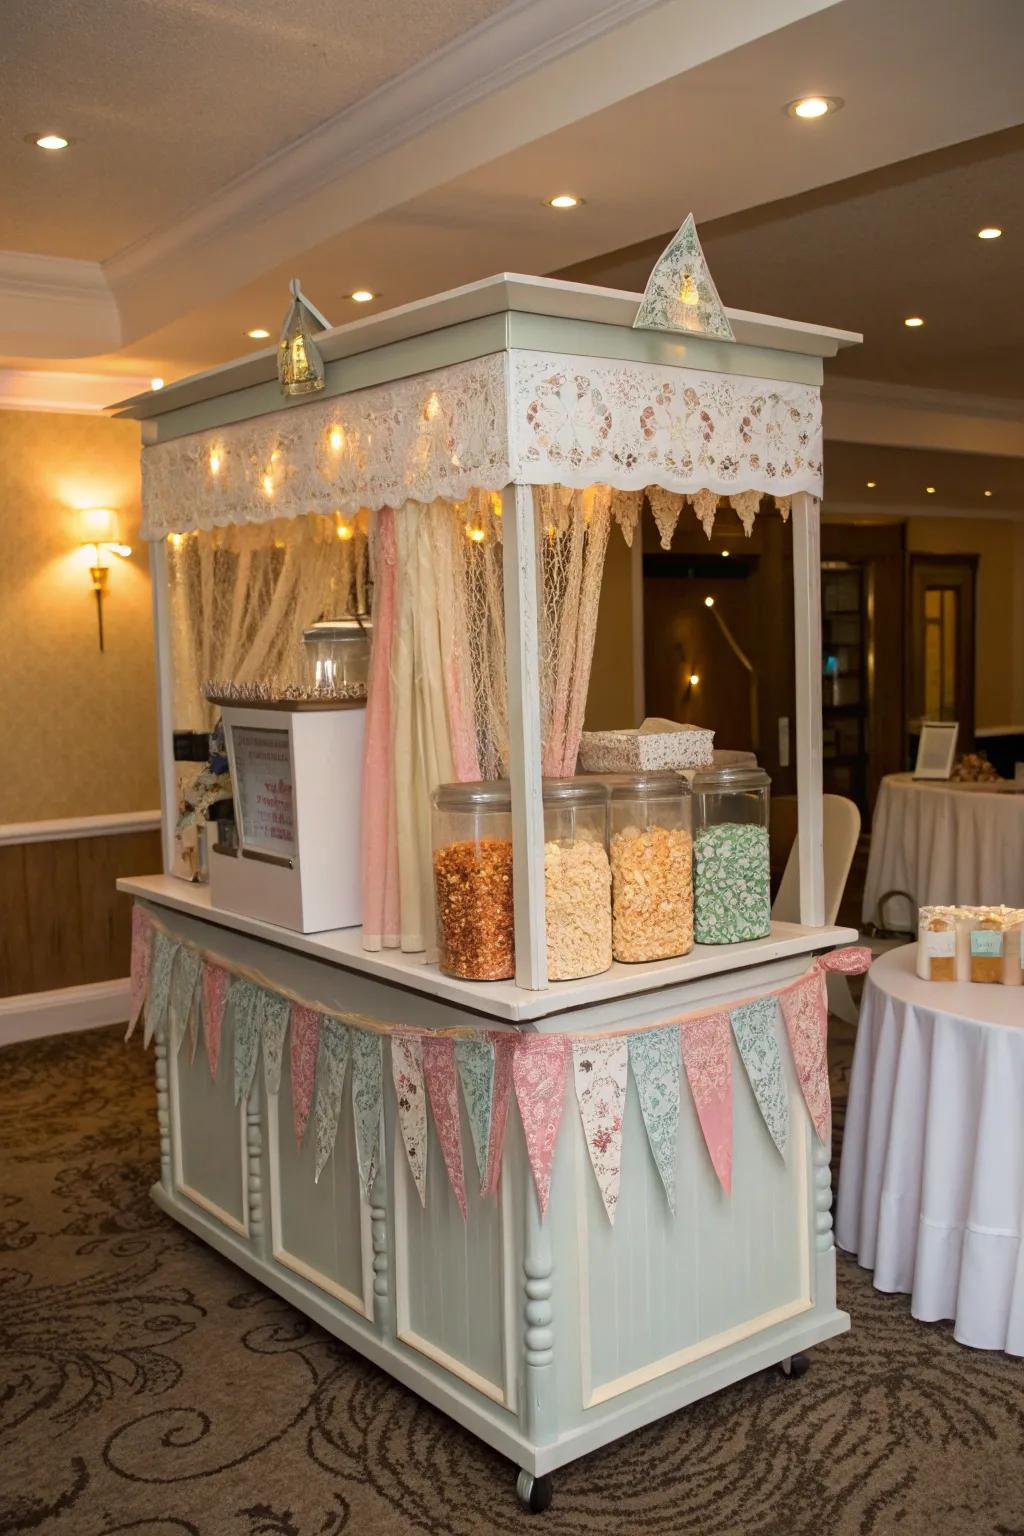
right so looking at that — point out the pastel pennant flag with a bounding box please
[145,930,177,1048]
[126,905,152,1040]
[392,1035,427,1205]
[168,946,201,1056]
[681,1010,733,1194]
[352,1029,384,1201]
[780,971,831,1145]
[230,979,262,1105]
[628,1024,681,1212]
[633,212,734,341]
[201,962,229,1080]
[816,945,872,976]
[730,996,788,1157]
[484,1034,516,1197]
[314,1018,350,1182]
[513,1035,568,1221]
[261,992,291,1097]
[573,1038,628,1225]
[290,1004,321,1147]
[453,1036,495,1190]
[424,1037,467,1219]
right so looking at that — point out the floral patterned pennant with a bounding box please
[423,1037,467,1219]
[351,1029,384,1201]
[628,1025,681,1212]
[168,946,201,1056]
[513,1035,568,1221]
[201,962,228,1080]
[484,1034,516,1196]
[230,979,262,1106]
[633,212,735,341]
[290,1004,321,1147]
[314,1018,350,1182]
[730,996,788,1157]
[681,1010,733,1193]
[144,930,177,1048]
[126,905,152,1040]
[780,972,831,1145]
[816,946,872,975]
[261,993,291,1097]
[573,1038,628,1224]
[453,1036,495,1189]
[392,1035,428,1206]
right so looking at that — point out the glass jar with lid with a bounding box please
[431,781,514,981]
[301,617,371,693]
[542,778,612,981]
[609,772,693,962]
[692,764,771,944]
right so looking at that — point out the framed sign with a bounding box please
[232,726,296,858]
[914,721,959,780]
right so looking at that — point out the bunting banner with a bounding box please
[129,903,870,1225]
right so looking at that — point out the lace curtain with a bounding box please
[166,513,368,729]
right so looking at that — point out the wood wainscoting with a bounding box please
[0,813,162,1014]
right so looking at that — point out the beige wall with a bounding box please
[906,516,1023,730]
[0,409,158,822]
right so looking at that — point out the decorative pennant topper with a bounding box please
[633,213,735,342]
[278,277,330,397]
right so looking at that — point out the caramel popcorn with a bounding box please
[434,838,515,981]
[611,824,694,962]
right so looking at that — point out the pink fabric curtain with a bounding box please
[360,508,400,951]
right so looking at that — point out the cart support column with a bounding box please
[791,492,826,926]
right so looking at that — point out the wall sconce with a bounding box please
[78,508,131,652]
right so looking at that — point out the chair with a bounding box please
[772,795,862,1023]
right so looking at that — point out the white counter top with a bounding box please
[119,874,856,1024]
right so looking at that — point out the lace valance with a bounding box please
[140,350,821,540]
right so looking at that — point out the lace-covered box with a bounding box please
[578,718,714,774]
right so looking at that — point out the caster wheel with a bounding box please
[516,1470,554,1513]
[780,1352,811,1379]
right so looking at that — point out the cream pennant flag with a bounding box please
[731,996,788,1156]
[628,1024,681,1211]
[391,1034,427,1206]
[573,1038,629,1224]
[453,1036,495,1190]
[352,1029,384,1201]
[314,1018,350,1183]
[424,1037,467,1219]
[261,993,291,1098]
[633,212,734,340]
[144,930,177,1048]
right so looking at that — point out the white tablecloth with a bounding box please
[862,773,1024,927]
[836,944,1024,1353]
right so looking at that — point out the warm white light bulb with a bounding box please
[866,480,877,488]
[704,596,715,608]
[977,227,1002,240]
[984,489,993,497]
[547,194,581,209]
[689,673,700,687]
[350,290,375,303]
[247,327,270,339]
[150,377,164,391]
[721,549,730,558]
[36,133,69,150]
[904,316,925,328]
[926,486,936,494]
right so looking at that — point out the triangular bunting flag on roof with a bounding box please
[633,213,734,341]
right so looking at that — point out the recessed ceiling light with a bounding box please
[786,96,842,120]
[904,316,925,328]
[546,194,583,209]
[150,377,164,391]
[246,327,270,339]
[866,481,877,488]
[721,549,730,558]
[926,486,936,494]
[350,289,375,303]
[32,132,70,150]
[984,489,993,497]
[977,227,1002,240]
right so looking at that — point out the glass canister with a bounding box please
[692,764,771,944]
[431,781,514,981]
[543,778,612,981]
[301,617,371,691]
[609,772,693,962]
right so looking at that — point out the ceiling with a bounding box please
[1,0,1023,494]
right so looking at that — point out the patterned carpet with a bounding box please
[2,1023,1024,1536]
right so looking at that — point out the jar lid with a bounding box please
[542,776,609,805]
[608,770,690,799]
[692,763,771,790]
[302,617,372,644]
[433,779,511,810]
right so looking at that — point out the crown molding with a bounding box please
[824,500,1024,522]
[823,376,1024,458]
[0,368,153,413]
[0,252,119,358]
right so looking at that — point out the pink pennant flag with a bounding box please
[126,905,153,1040]
[681,1011,733,1194]
[483,1033,516,1197]
[423,1037,467,1219]
[780,971,831,1145]
[201,962,229,1081]
[513,1035,568,1220]
[290,1004,322,1147]
[815,946,872,976]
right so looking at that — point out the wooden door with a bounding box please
[908,555,977,750]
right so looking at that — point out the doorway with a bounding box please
[908,555,977,751]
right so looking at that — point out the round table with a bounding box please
[836,944,1024,1354]
[861,772,1024,928]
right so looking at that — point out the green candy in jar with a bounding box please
[693,824,771,945]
